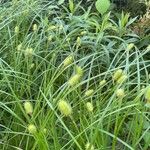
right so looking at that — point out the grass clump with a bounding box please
[0,0,150,150]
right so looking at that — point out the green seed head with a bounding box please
[24,101,33,115]
[48,25,57,30]
[66,38,70,42]
[63,55,73,67]
[30,63,35,69]
[24,48,33,57]
[116,89,125,98]
[43,128,47,134]
[127,43,134,51]
[100,79,106,86]
[86,102,94,112]
[33,24,38,32]
[76,37,81,47]
[113,69,123,81]
[14,26,19,34]
[80,31,87,35]
[85,142,94,150]
[116,75,127,84]
[48,35,53,42]
[68,74,81,86]
[58,100,72,116]
[75,65,83,77]
[17,43,22,51]
[28,124,37,134]
[85,89,94,97]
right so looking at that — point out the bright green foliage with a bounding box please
[95,0,110,15]
[0,0,149,150]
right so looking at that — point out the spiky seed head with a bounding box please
[113,69,123,81]
[100,79,106,86]
[127,43,134,51]
[63,55,73,67]
[75,65,83,77]
[43,128,47,134]
[86,102,94,112]
[116,75,127,84]
[23,10,29,16]
[14,26,19,34]
[28,124,37,134]
[76,37,81,47]
[80,31,87,35]
[24,48,33,57]
[85,142,94,150]
[116,89,125,98]
[33,24,38,32]
[48,35,53,42]
[17,43,22,51]
[68,74,81,86]
[48,25,57,30]
[58,100,72,116]
[59,24,63,30]
[30,63,35,69]
[24,101,33,115]
[66,38,70,42]
[85,89,94,97]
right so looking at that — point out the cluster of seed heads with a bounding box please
[23,101,47,135]
[113,69,127,84]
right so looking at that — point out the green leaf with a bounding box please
[58,0,65,5]
[95,0,110,15]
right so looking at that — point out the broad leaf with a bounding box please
[95,0,110,15]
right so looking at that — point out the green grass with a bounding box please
[0,0,150,150]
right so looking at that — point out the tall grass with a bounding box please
[0,0,150,150]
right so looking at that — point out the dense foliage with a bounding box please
[0,0,150,150]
